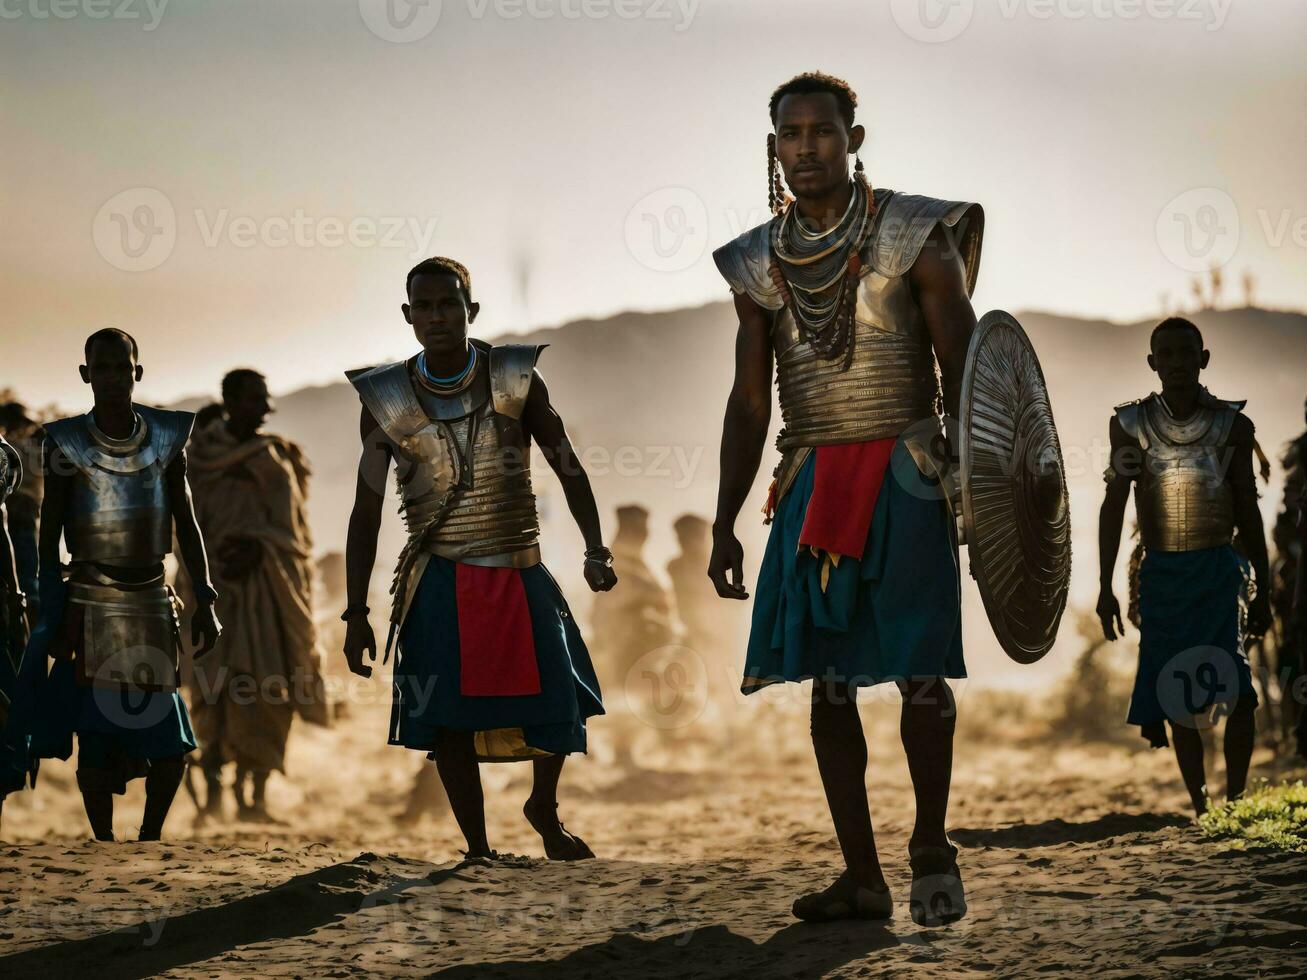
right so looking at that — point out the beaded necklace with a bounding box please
[416,345,478,396]
[768,171,878,366]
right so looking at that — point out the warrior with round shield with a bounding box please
[0,432,36,834]
[342,256,615,861]
[709,71,1069,926]
[31,328,221,841]
[708,71,985,925]
[1097,317,1270,816]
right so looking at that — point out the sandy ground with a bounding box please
[2,664,1306,979]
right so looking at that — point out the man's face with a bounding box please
[404,272,477,355]
[1148,327,1208,389]
[81,335,140,405]
[773,93,862,201]
[226,378,273,436]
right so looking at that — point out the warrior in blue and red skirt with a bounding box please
[342,256,615,861]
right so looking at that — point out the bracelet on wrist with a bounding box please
[341,604,371,622]
[584,546,613,566]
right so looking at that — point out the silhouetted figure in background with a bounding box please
[1098,318,1270,817]
[592,504,675,768]
[186,369,330,823]
[1275,398,1307,756]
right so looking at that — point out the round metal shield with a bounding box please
[0,435,18,499]
[959,310,1071,664]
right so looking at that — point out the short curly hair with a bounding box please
[769,71,859,128]
[406,256,472,301]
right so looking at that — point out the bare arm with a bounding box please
[0,505,18,602]
[911,224,978,420]
[1229,414,1271,635]
[1097,415,1139,640]
[167,451,221,654]
[342,403,391,677]
[708,290,774,599]
[37,440,70,602]
[521,372,615,592]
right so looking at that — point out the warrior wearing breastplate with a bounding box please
[343,256,615,861]
[0,433,36,833]
[31,328,221,841]
[1098,317,1270,816]
[708,72,981,925]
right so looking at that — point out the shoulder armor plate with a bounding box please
[868,191,984,296]
[712,221,783,311]
[1113,398,1146,446]
[490,344,546,420]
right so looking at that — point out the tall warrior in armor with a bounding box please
[33,329,220,841]
[1098,318,1270,817]
[709,73,981,925]
[186,368,330,822]
[1,433,36,833]
[343,257,614,860]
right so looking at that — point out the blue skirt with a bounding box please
[743,439,965,693]
[391,556,604,760]
[1,631,37,796]
[1129,544,1256,743]
[38,660,197,767]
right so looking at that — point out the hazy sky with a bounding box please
[3,0,1305,409]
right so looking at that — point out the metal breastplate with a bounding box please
[45,406,193,565]
[1120,393,1238,552]
[773,268,940,451]
[713,191,983,455]
[348,345,542,566]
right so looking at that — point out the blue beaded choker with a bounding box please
[417,346,477,389]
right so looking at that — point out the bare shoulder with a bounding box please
[1230,411,1255,446]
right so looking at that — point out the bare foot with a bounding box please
[523,799,595,860]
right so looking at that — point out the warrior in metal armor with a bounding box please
[30,328,221,841]
[343,256,615,861]
[1,432,36,833]
[1098,317,1270,817]
[708,73,980,925]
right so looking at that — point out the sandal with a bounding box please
[792,870,893,922]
